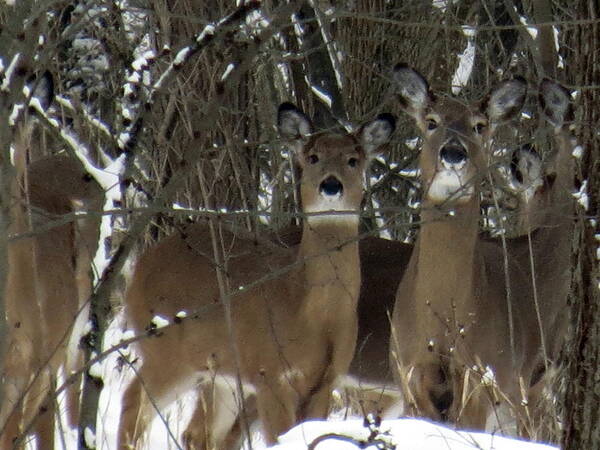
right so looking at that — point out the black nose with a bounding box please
[440,144,467,165]
[320,176,343,196]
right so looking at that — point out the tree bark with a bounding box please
[562,1,600,448]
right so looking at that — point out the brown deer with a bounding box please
[196,80,573,439]
[117,103,396,448]
[389,64,529,428]
[0,76,103,448]
[149,231,411,449]
[511,79,575,369]
[494,79,576,434]
[347,95,573,426]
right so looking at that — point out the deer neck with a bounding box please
[296,216,361,321]
[413,198,481,310]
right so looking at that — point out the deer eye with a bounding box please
[308,154,319,164]
[426,118,438,131]
[348,157,358,168]
[473,122,487,134]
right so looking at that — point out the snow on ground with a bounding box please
[84,313,559,450]
[272,419,557,450]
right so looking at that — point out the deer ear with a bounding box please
[510,143,543,191]
[277,103,313,141]
[358,113,396,158]
[539,79,573,129]
[392,63,432,117]
[484,76,527,124]
[26,71,54,112]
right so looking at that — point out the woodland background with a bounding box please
[0,0,598,449]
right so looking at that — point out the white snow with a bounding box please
[271,419,557,450]
[196,24,216,43]
[452,40,475,94]
[245,8,271,32]
[552,26,564,69]
[371,197,391,239]
[399,168,420,178]
[518,15,538,39]
[173,46,191,65]
[89,354,103,379]
[91,155,126,282]
[405,136,420,150]
[127,71,141,84]
[84,427,96,448]
[432,0,447,11]
[0,52,20,92]
[221,63,236,81]
[151,315,170,329]
[8,103,23,126]
[572,179,589,210]
[131,50,155,71]
[309,82,333,108]
[117,131,131,149]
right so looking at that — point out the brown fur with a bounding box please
[389,65,529,428]
[117,105,395,448]
[1,140,102,449]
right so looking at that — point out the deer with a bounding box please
[192,80,574,440]
[0,75,103,448]
[490,79,576,435]
[510,78,575,370]
[117,102,396,448]
[346,93,573,426]
[388,63,531,429]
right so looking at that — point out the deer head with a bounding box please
[278,102,395,222]
[392,63,527,208]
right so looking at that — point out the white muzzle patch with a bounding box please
[304,192,359,225]
[426,168,474,203]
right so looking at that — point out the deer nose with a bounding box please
[440,144,467,166]
[320,176,343,196]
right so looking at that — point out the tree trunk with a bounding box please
[562,1,600,448]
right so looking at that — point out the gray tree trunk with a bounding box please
[562,1,600,448]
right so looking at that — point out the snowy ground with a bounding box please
[272,419,557,450]
[77,314,560,450]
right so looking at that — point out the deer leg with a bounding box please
[0,390,24,450]
[183,384,257,450]
[298,368,338,421]
[120,362,197,449]
[63,352,83,433]
[181,386,212,450]
[30,381,56,450]
[118,376,144,449]
[64,304,90,431]
[255,379,298,445]
[344,382,402,418]
[450,368,489,430]
[0,338,34,449]
[182,380,255,450]
[516,366,555,439]
[67,245,96,430]
[119,374,166,450]
[405,362,453,422]
[220,394,257,450]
